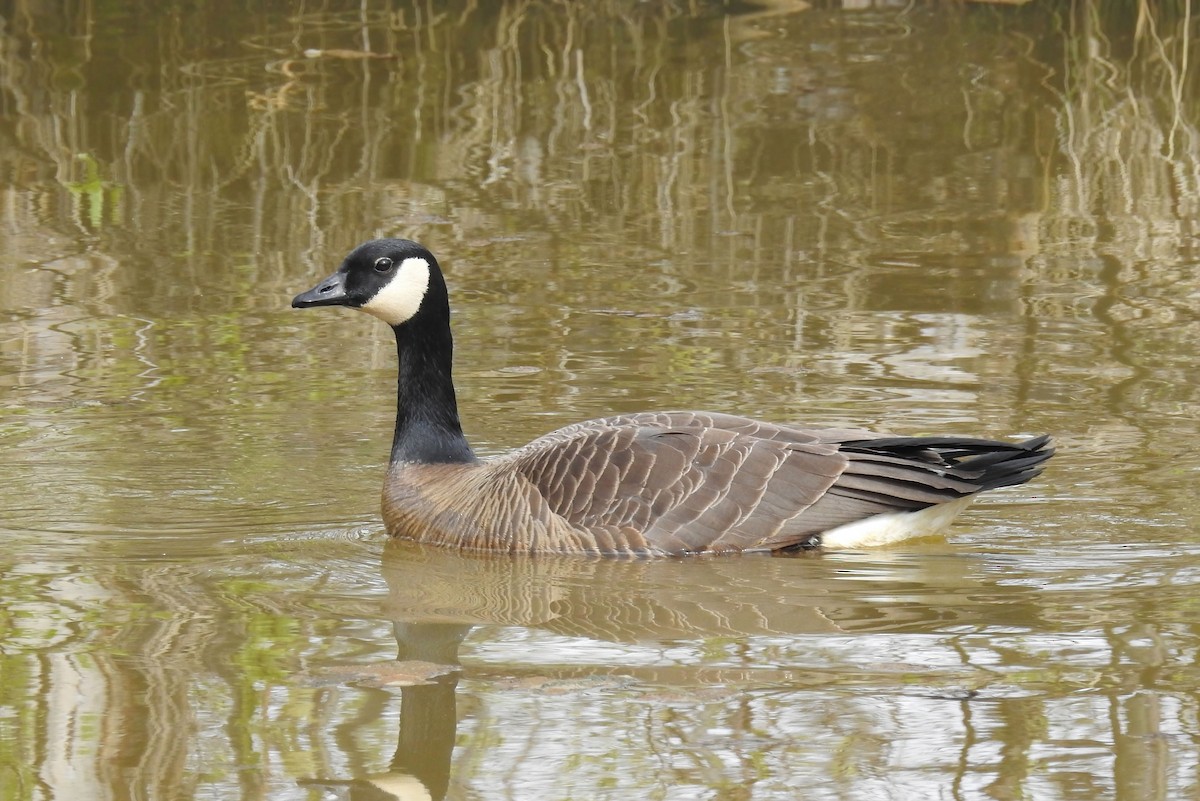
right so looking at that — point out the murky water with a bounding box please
[2,2,1199,799]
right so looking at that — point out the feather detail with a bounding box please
[380,411,1054,554]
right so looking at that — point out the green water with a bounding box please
[2,2,1199,799]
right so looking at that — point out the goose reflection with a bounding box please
[308,539,1012,800]
[379,537,1010,638]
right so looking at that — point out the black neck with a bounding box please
[389,312,475,465]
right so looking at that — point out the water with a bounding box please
[2,2,1199,799]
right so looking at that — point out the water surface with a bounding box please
[2,2,1199,799]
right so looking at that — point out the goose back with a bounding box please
[382,411,1053,555]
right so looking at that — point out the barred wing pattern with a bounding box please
[507,412,1051,554]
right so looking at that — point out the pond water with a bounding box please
[2,2,1199,799]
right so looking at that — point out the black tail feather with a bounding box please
[842,434,1055,495]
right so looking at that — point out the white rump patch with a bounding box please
[819,496,976,549]
[361,257,431,326]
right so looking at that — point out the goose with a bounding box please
[291,239,1053,555]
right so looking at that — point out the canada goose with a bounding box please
[292,239,1053,555]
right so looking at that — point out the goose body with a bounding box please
[292,239,1053,556]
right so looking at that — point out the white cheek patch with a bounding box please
[361,257,431,326]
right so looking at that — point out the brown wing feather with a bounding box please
[380,412,1054,555]
[506,413,852,553]
[490,412,1054,554]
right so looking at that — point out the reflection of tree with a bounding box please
[1026,4,1200,522]
[306,541,1198,800]
[2,2,1195,262]
[1,534,1195,799]
[4,0,1196,428]
[3,0,1194,418]
[2,2,1199,800]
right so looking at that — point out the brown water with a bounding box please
[2,2,1199,799]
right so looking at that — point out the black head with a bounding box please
[291,239,445,326]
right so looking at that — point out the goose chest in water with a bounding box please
[292,239,1053,556]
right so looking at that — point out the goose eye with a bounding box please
[374,257,394,273]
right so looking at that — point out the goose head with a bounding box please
[291,238,446,327]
